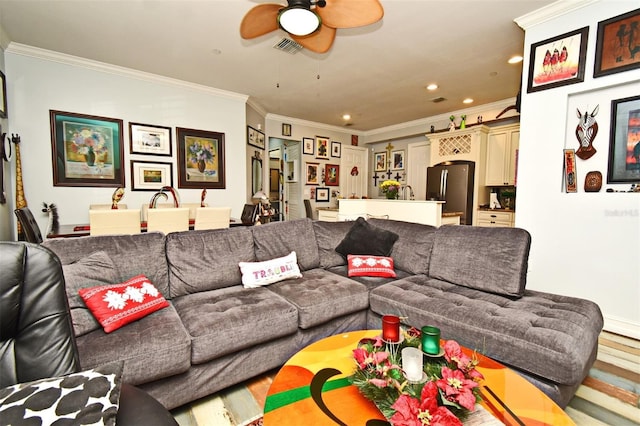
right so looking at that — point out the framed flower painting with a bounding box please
[177,127,226,189]
[49,110,125,187]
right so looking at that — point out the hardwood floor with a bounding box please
[172,331,640,426]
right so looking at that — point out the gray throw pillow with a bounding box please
[62,251,119,337]
[335,217,399,258]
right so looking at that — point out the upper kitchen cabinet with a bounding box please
[485,124,519,186]
[428,125,489,167]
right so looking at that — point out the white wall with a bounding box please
[4,45,248,236]
[517,1,640,338]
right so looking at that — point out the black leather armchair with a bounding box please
[0,242,178,426]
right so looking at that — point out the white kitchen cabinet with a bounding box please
[317,208,339,222]
[485,124,519,186]
[476,210,514,227]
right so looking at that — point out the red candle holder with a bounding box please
[382,315,400,342]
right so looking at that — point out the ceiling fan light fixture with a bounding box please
[278,3,321,36]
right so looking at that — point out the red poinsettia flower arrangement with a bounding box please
[350,328,484,425]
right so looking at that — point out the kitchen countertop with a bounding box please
[442,211,464,217]
[478,207,516,212]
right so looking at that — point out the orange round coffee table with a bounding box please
[263,330,574,426]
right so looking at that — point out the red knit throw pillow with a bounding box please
[347,255,396,278]
[79,275,169,333]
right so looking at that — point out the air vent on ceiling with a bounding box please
[431,97,446,103]
[273,38,303,54]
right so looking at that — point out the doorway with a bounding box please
[268,137,302,221]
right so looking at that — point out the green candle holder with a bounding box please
[421,325,441,355]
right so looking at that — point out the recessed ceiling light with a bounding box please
[426,84,438,91]
[508,55,523,64]
[342,114,351,121]
[463,98,474,104]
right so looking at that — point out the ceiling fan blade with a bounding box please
[291,24,336,54]
[240,3,282,39]
[317,0,383,29]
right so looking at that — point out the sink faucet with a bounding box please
[400,185,415,200]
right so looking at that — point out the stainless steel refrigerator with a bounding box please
[426,161,475,225]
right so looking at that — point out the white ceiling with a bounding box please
[0,0,554,131]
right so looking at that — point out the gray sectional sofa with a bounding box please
[42,217,603,410]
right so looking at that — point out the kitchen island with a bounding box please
[330,199,459,226]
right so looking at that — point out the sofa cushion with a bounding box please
[79,275,169,333]
[266,268,370,329]
[171,286,298,364]
[312,221,355,268]
[252,218,320,271]
[367,218,437,275]
[44,233,170,299]
[0,362,123,426]
[166,227,255,297]
[239,251,302,288]
[369,276,603,386]
[335,217,398,258]
[428,226,531,297]
[347,255,396,278]
[62,251,119,337]
[74,304,191,386]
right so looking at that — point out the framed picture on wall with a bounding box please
[374,152,387,172]
[315,187,330,202]
[527,27,588,93]
[303,137,314,155]
[316,136,330,159]
[331,141,341,158]
[282,123,292,136]
[607,94,640,183]
[130,160,173,191]
[325,164,340,186]
[0,70,6,119]
[177,127,226,189]
[129,122,172,156]
[247,125,265,149]
[49,110,125,187]
[594,8,640,77]
[305,162,320,185]
[391,150,405,170]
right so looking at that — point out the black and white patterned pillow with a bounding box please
[0,362,123,426]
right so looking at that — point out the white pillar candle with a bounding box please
[402,347,423,381]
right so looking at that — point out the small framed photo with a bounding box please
[527,27,588,93]
[282,123,292,137]
[316,136,330,159]
[331,141,341,158]
[49,110,125,187]
[0,70,6,118]
[303,137,314,155]
[130,160,173,191]
[391,150,405,170]
[325,164,340,186]
[129,122,172,156]
[594,9,640,78]
[247,125,265,149]
[305,162,320,185]
[563,149,577,192]
[315,187,330,202]
[374,152,387,172]
[177,127,225,189]
[607,95,640,183]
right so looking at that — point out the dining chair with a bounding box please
[240,204,259,225]
[181,203,207,221]
[194,207,231,230]
[89,204,128,210]
[304,199,314,220]
[14,207,44,243]
[89,209,142,236]
[140,203,175,222]
[146,207,190,234]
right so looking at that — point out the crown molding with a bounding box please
[362,97,517,140]
[247,97,267,118]
[514,0,599,30]
[5,42,248,102]
[266,112,364,135]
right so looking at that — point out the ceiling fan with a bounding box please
[240,0,384,54]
